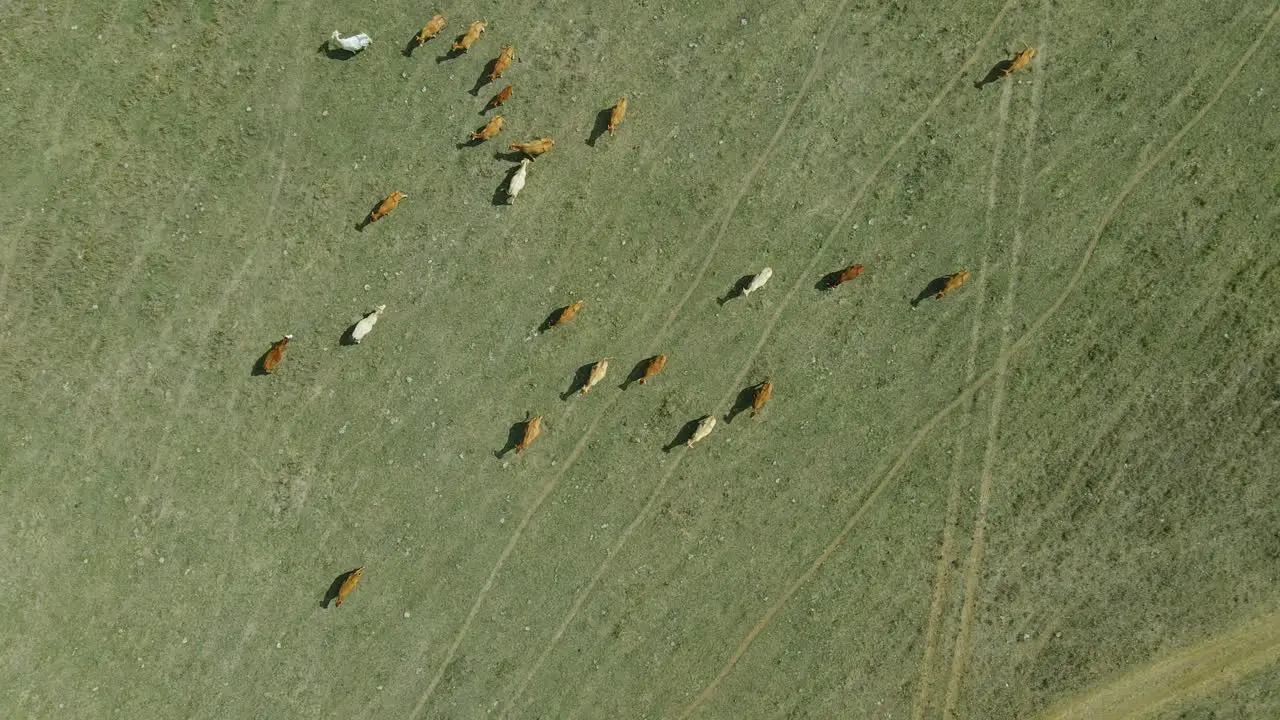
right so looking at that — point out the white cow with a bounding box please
[330,31,372,53]
[507,159,531,204]
[742,267,773,297]
[351,304,386,344]
[686,415,716,447]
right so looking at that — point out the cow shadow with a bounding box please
[910,276,952,307]
[317,42,358,61]
[663,418,705,453]
[724,385,760,424]
[716,275,754,305]
[320,568,361,608]
[456,136,487,150]
[356,198,389,231]
[481,87,510,114]
[436,41,467,63]
[403,35,422,58]
[468,59,499,95]
[537,305,572,333]
[251,348,273,376]
[491,165,519,206]
[492,149,525,163]
[560,362,596,400]
[816,270,848,291]
[620,356,659,390]
[974,59,1014,89]
[494,418,530,458]
[339,318,366,346]
[586,107,613,147]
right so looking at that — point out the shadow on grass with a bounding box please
[663,417,705,453]
[494,415,536,458]
[724,384,761,424]
[468,58,499,95]
[251,348,272,376]
[816,270,847,291]
[560,362,596,401]
[435,40,467,63]
[317,42,358,61]
[320,568,361,608]
[491,164,520,206]
[492,149,525,163]
[586,107,613,147]
[537,304,575,333]
[974,59,1013,89]
[910,276,952,307]
[620,356,661,390]
[339,320,361,346]
[717,275,753,305]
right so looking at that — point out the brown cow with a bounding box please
[485,84,513,111]
[262,334,293,373]
[488,44,514,81]
[370,191,407,222]
[415,15,446,46]
[452,20,486,53]
[608,96,628,135]
[470,115,504,141]
[334,567,364,607]
[508,137,554,158]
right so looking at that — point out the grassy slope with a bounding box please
[0,0,1277,717]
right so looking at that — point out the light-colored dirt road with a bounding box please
[1038,611,1280,720]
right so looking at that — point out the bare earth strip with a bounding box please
[1037,611,1280,720]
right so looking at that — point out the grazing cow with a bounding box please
[750,380,773,418]
[262,334,293,374]
[743,267,773,297]
[638,354,667,385]
[831,264,864,287]
[516,413,543,452]
[507,159,531,203]
[508,137,554,158]
[330,31,372,53]
[351,304,386,343]
[549,300,583,328]
[452,20,486,53]
[370,191,407,222]
[580,357,613,395]
[415,15,446,46]
[686,415,716,448]
[608,96,628,135]
[486,84,513,111]
[470,115,504,141]
[1005,46,1035,76]
[334,567,364,607]
[488,44,514,81]
[936,269,971,299]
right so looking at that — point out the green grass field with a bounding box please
[3,0,1279,717]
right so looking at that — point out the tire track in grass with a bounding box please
[910,71,1016,720]
[939,3,1049,713]
[671,0,1023,712]
[405,3,861,715]
[677,5,1279,716]
[508,0,1028,712]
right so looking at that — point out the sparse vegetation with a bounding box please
[2,0,1278,718]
